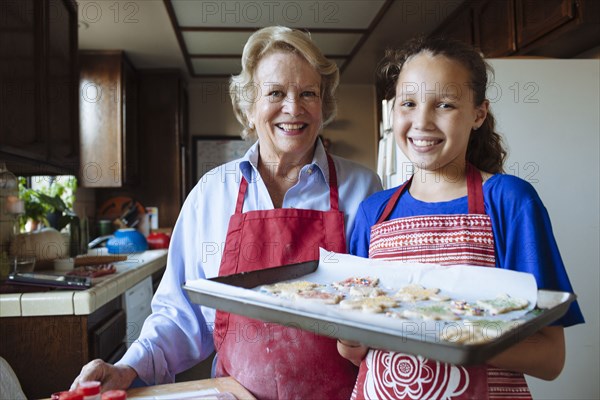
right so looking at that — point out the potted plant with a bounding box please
[18,176,78,232]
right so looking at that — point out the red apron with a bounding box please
[352,164,531,400]
[213,154,358,400]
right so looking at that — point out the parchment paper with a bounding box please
[185,249,538,338]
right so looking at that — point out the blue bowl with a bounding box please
[106,228,148,254]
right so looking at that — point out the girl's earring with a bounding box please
[249,121,255,129]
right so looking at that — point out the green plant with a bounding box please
[18,176,78,232]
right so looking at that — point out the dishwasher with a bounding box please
[123,276,153,348]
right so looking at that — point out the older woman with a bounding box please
[71,26,382,399]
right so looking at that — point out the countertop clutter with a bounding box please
[0,249,167,317]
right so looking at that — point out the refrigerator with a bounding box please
[378,59,599,400]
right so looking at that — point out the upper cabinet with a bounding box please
[433,0,599,58]
[475,0,517,57]
[79,51,139,188]
[0,0,79,174]
[136,70,189,228]
[94,70,189,229]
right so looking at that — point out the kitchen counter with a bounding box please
[0,249,168,317]
[0,249,169,399]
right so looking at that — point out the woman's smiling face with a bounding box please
[247,51,323,165]
[393,53,488,173]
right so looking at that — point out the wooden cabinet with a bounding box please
[136,70,189,228]
[0,0,79,175]
[516,0,576,48]
[475,0,517,57]
[97,70,190,228]
[515,0,599,57]
[436,5,475,47]
[79,51,139,188]
[432,0,599,58]
[0,298,126,399]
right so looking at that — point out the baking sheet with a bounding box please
[184,249,575,365]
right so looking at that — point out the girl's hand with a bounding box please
[488,325,565,380]
[337,339,368,366]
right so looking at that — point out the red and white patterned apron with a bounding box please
[214,154,358,400]
[352,163,531,400]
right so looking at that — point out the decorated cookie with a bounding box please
[333,276,380,289]
[402,304,460,321]
[394,284,449,302]
[476,294,529,315]
[450,300,485,316]
[295,289,344,305]
[261,281,319,295]
[348,286,386,298]
[339,296,398,313]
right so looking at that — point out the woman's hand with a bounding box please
[488,325,565,380]
[70,359,138,392]
[337,339,368,366]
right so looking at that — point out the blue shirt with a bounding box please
[350,173,584,327]
[118,140,383,384]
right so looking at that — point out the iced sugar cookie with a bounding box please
[394,284,449,301]
[402,304,460,321]
[476,294,529,315]
[339,296,398,313]
[333,276,380,289]
[295,289,344,305]
[348,286,386,298]
[261,281,319,295]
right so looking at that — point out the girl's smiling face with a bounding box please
[393,53,488,174]
[247,51,323,165]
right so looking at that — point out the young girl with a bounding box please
[338,37,585,399]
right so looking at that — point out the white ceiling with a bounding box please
[78,0,463,84]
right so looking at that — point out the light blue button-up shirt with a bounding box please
[118,140,382,385]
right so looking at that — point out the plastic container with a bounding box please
[77,380,101,400]
[101,390,127,400]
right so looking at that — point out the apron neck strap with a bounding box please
[235,153,340,213]
[466,162,486,214]
[375,162,486,224]
[326,153,340,211]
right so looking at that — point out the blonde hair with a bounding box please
[230,26,339,140]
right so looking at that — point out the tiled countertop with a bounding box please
[0,249,168,317]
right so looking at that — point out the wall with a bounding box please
[488,59,599,400]
[323,84,379,170]
[188,80,379,173]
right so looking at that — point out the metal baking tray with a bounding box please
[184,260,576,365]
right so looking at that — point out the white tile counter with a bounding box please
[0,249,168,317]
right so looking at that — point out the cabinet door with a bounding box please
[79,53,124,187]
[47,0,79,168]
[432,5,475,47]
[475,0,517,57]
[516,0,576,48]
[122,58,139,185]
[0,0,45,159]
